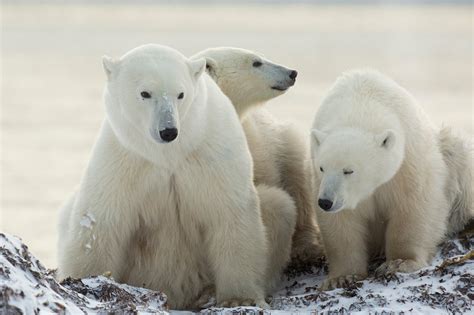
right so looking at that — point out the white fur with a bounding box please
[192,48,323,264]
[438,127,473,235]
[310,69,472,290]
[57,44,270,309]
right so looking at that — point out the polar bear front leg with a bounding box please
[377,198,447,277]
[318,209,369,290]
[257,184,297,293]
[58,197,139,281]
[278,125,325,263]
[207,196,269,308]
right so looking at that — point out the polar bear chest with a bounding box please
[123,168,214,304]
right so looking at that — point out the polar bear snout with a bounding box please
[268,63,298,92]
[159,128,178,142]
[289,70,298,81]
[318,198,333,211]
[150,126,179,143]
[271,69,297,91]
[149,97,180,143]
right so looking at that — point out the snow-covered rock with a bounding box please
[0,233,167,314]
[204,226,473,314]
[268,227,473,314]
[0,228,472,314]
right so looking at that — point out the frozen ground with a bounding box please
[1,2,472,270]
[0,233,167,314]
[1,230,472,313]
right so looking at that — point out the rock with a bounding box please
[1,229,472,314]
[0,233,167,314]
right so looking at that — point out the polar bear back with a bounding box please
[314,70,436,144]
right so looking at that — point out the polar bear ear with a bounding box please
[188,58,206,81]
[376,129,396,149]
[204,57,218,80]
[311,129,327,148]
[102,55,120,80]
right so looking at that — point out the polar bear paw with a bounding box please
[193,285,215,309]
[291,240,325,264]
[291,229,325,264]
[320,274,365,291]
[217,298,269,309]
[375,259,426,277]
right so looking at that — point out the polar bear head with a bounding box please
[193,47,297,115]
[103,44,206,144]
[311,128,404,212]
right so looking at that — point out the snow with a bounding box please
[0,233,168,314]
[1,231,472,314]
[79,213,96,230]
[201,233,473,314]
[0,233,85,314]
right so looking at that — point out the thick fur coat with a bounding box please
[57,44,294,309]
[193,47,323,263]
[310,69,473,290]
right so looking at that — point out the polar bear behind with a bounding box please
[57,44,296,309]
[193,47,323,263]
[310,69,472,290]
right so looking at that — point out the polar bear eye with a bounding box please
[140,91,151,99]
[343,169,354,175]
[177,92,184,100]
[319,167,324,172]
[253,61,263,68]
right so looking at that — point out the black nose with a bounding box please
[318,199,333,211]
[159,128,178,142]
[289,70,298,80]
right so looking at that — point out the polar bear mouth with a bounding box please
[271,86,289,91]
[329,199,345,213]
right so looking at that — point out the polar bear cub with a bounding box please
[193,47,323,263]
[57,44,276,309]
[310,69,472,290]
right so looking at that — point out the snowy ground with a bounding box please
[269,236,473,314]
[1,228,472,314]
[0,233,167,314]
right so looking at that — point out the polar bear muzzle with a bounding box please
[270,68,298,91]
[159,128,178,142]
[149,95,180,143]
[318,198,333,211]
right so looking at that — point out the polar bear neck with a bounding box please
[233,100,265,120]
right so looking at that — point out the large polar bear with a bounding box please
[57,44,296,309]
[192,47,323,263]
[310,69,473,290]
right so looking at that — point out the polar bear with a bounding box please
[192,47,323,263]
[310,69,473,290]
[57,44,296,309]
[438,127,473,235]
